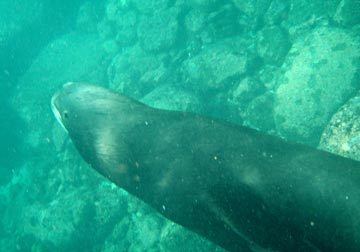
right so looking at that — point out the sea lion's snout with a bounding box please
[51,82,78,132]
[51,90,68,133]
[51,82,123,133]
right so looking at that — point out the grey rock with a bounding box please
[132,0,172,14]
[97,20,116,40]
[333,0,360,26]
[3,149,128,251]
[228,77,274,132]
[108,45,169,98]
[256,64,281,91]
[187,0,221,10]
[106,0,131,20]
[263,0,290,26]
[232,0,272,31]
[141,85,201,112]
[103,39,121,55]
[127,213,163,251]
[185,4,242,45]
[283,0,340,39]
[114,10,138,47]
[256,26,291,66]
[245,92,276,133]
[184,9,207,34]
[76,1,103,33]
[137,8,179,52]
[159,222,226,252]
[274,27,360,145]
[320,95,360,161]
[286,0,340,26]
[182,38,251,91]
[104,0,138,47]
[20,190,90,248]
[229,77,266,112]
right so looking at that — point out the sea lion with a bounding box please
[51,82,360,252]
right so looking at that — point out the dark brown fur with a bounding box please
[52,82,360,252]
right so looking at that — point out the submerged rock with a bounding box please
[141,85,201,112]
[333,0,360,26]
[104,0,138,47]
[256,26,291,66]
[263,0,290,26]
[320,95,360,161]
[108,45,170,98]
[187,0,222,10]
[274,27,360,145]
[284,0,340,33]
[132,0,173,14]
[232,0,272,31]
[137,8,179,52]
[228,77,275,132]
[159,222,226,252]
[182,38,252,91]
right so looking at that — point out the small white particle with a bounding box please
[310,221,315,227]
[145,121,149,126]
[345,195,349,200]
[162,205,166,210]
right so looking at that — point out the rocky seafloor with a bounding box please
[1,0,360,251]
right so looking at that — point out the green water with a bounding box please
[1,0,360,251]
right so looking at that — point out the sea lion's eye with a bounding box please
[63,111,69,119]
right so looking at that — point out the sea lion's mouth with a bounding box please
[51,92,68,133]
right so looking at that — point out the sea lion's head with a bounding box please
[51,82,124,132]
[51,82,146,184]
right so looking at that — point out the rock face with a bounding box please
[141,85,201,112]
[274,27,360,145]
[132,0,172,13]
[256,26,291,66]
[283,0,340,39]
[182,38,251,91]
[108,45,170,98]
[137,8,179,52]
[333,0,360,26]
[320,94,360,161]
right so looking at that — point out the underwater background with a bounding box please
[1,0,360,251]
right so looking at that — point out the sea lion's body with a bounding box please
[51,82,360,252]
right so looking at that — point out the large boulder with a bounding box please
[132,0,173,14]
[283,0,340,38]
[137,8,179,52]
[182,38,253,91]
[255,26,291,66]
[141,85,202,112]
[333,0,360,26]
[108,45,171,98]
[320,94,360,161]
[274,27,360,145]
